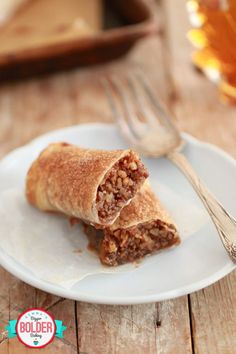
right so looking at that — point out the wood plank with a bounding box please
[77,303,158,354]
[77,298,192,354]
[163,1,236,353]
[190,272,236,354]
[155,298,192,354]
[0,268,10,354]
[0,69,114,159]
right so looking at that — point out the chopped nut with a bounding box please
[145,224,153,230]
[142,234,154,247]
[106,182,113,192]
[129,162,137,170]
[105,193,113,202]
[129,179,134,186]
[111,176,117,184]
[114,230,121,237]
[118,170,127,178]
[159,230,166,237]
[119,187,125,195]
[120,234,128,247]
[108,241,117,253]
[116,177,122,188]
[167,233,173,240]
[96,152,147,223]
[123,177,129,186]
[149,228,160,237]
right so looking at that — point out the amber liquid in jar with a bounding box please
[187,0,236,104]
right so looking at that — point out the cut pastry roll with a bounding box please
[26,142,148,226]
[84,181,180,266]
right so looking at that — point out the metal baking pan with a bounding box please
[0,0,158,81]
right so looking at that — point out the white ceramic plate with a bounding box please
[0,123,235,304]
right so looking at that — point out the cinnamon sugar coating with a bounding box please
[26,142,148,226]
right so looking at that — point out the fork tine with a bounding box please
[134,71,180,135]
[126,74,161,127]
[103,76,147,139]
[102,78,140,145]
[109,76,148,138]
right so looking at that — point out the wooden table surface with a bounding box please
[0,0,235,353]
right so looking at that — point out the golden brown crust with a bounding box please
[26,142,147,225]
[110,180,174,230]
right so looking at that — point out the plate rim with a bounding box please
[0,123,235,305]
[0,249,234,305]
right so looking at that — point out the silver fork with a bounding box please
[103,72,236,263]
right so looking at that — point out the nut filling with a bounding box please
[100,220,180,266]
[96,152,148,223]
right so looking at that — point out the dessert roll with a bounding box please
[84,181,180,266]
[26,142,148,226]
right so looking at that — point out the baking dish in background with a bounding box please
[0,0,158,81]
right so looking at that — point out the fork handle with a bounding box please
[167,150,236,263]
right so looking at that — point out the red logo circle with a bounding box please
[16,308,56,348]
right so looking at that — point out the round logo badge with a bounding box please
[16,308,56,348]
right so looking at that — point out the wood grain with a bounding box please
[190,272,236,354]
[77,298,191,354]
[0,268,9,354]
